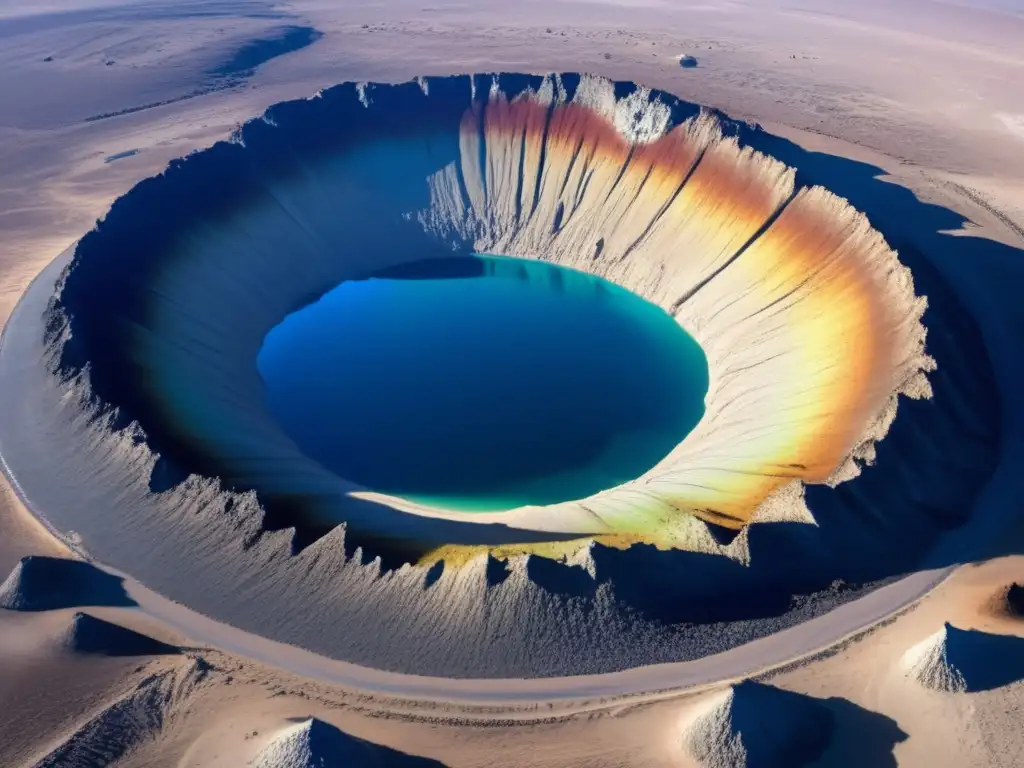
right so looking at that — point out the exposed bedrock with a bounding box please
[0,72,1007,675]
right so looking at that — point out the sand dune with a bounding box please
[0,555,134,612]
[31,656,210,767]
[681,681,832,768]
[59,612,180,657]
[254,717,447,768]
[900,623,1024,693]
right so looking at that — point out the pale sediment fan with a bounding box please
[0,73,1002,676]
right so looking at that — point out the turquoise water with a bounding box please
[257,255,708,511]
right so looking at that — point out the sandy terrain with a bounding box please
[1,0,1023,766]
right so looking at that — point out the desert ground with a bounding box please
[2,1,1024,766]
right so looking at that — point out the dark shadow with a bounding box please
[370,256,486,281]
[812,696,908,768]
[943,624,1024,692]
[734,682,833,768]
[687,681,833,768]
[592,542,793,623]
[208,26,323,79]
[104,149,139,164]
[148,454,190,494]
[705,522,741,547]
[485,555,511,587]
[63,612,180,657]
[552,200,565,232]
[0,556,136,611]
[423,559,445,588]
[75,21,322,122]
[1006,583,1024,617]
[525,556,597,599]
[693,683,908,768]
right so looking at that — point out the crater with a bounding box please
[45,72,942,554]
[257,254,708,511]
[0,72,1006,678]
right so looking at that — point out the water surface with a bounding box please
[257,255,708,511]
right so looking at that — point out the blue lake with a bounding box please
[257,255,708,511]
